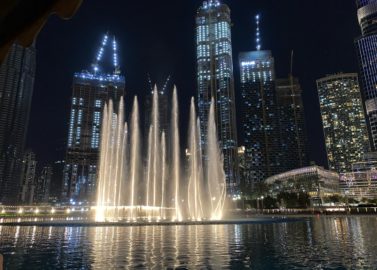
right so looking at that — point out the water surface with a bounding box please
[0,216,376,269]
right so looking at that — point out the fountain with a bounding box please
[95,87,226,222]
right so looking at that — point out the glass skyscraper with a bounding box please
[196,0,239,194]
[355,0,377,150]
[0,42,36,204]
[317,73,369,173]
[276,77,309,171]
[63,34,125,203]
[239,50,281,190]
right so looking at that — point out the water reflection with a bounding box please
[0,217,377,269]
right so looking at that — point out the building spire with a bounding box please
[255,14,261,51]
[92,33,120,75]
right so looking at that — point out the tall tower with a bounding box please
[355,0,377,150]
[276,76,309,171]
[317,73,369,172]
[239,15,281,191]
[63,34,125,203]
[196,0,239,195]
[0,42,36,204]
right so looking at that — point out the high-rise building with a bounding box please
[355,0,377,150]
[196,0,239,194]
[276,77,309,171]
[36,165,53,203]
[63,34,125,203]
[239,49,281,191]
[0,42,36,204]
[19,150,37,204]
[316,73,369,172]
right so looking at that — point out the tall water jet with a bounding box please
[160,131,166,219]
[152,87,160,208]
[129,97,140,220]
[95,103,109,222]
[171,87,182,221]
[187,98,204,220]
[95,88,226,222]
[206,98,227,220]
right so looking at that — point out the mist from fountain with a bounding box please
[95,87,226,222]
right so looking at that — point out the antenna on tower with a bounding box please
[255,14,261,51]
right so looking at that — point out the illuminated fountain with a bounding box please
[95,87,226,222]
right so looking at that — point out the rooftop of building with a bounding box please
[73,71,125,85]
[264,165,339,185]
[316,72,358,83]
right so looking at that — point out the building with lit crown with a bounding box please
[196,0,239,194]
[355,0,377,150]
[63,35,125,203]
[316,73,369,173]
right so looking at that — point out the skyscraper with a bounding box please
[276,77,309,171]
[63,34,125,203]
[355,0,377,150]
[0,42,36,204]
[317,73,369,172]
[196,0,239,194]
[239,50,280,191]
[35,165,53,203]
[20,150,37,204]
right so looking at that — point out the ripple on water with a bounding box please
[0,217,377,269]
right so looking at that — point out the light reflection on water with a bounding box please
[0,217,377,269]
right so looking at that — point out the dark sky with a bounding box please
[27,0,360,168]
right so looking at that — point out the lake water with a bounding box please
[0,216,377,269]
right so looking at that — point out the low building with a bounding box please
[264,166,340,205]
[339,152,377,200]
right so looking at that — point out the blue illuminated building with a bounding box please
[355,0,377,150]
[196,0,239,195]
[62,35,125,203]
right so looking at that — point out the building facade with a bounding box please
[276,77,309,171]
[63,72,125,203]
[339,152,377,200]
[196,0,239,195]
[317,73,369,173]
[0,42,36,204]
[264,166,340,205]
[239,50,280,190]
[35,165,53,203]
[355,0,377,150]
[19,150,37,204]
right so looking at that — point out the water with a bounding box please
[95,88,226,222]
[1,216,377,269]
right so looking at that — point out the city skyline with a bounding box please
[2,2,377,269]
[28,0,359,172]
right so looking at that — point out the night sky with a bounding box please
[27,0,360,169]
